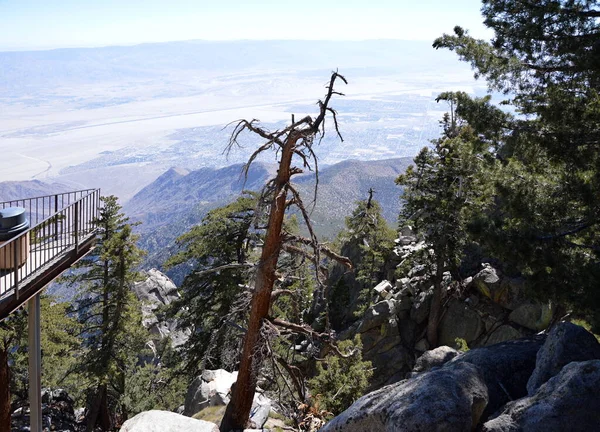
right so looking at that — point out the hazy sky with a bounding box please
[0,0,492,51]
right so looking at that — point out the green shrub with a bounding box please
[308,335,372,416]
[454,337,469,352]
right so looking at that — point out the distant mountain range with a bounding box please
[0,40,469,97]
[124,157,413,279]
[0,180,71,202]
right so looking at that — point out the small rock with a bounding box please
[412,346,460,374]
[373,280,392,299]
[357,299,396,333]
[400,226,414,237]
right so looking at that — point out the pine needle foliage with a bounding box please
[308,335,372,416]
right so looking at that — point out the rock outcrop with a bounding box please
[120,410,219,432]
[11,388,79,432]
[132,268,190,349]
[339,256,557,389]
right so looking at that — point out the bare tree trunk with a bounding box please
[220,134,299,432]
[426,259,444,347]
[0,347,11,432]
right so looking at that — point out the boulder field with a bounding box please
[321,322,600,432]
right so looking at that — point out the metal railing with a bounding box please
[0,189,101,301]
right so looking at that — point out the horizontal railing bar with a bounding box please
[0,189,98,208]
[0,190,100,247]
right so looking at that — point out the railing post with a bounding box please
[28,294,42,432]
[13,241,19,301]
[54,195,59,241]
[74,201,79,255]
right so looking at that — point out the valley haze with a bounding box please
[0,39,484,201]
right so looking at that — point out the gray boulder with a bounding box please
[184,369,238,416]
[527,321,600,394]
[120,410,219,432]
[483,325,523,346]
[471,263,501,299]
[438,298,484,347]
[452,335,545,420]
[411,346,460,375]
[184,369,272,427]
[508,302,553,332]
[357,299,396,333]
[483,360,600,432]
[497,277,526,311]
[320,361,488,432]
[249,393,272,429]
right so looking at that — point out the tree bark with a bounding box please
[220,133,298,432]
[0,347,11,432]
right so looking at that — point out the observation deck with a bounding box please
[0,189,100,320]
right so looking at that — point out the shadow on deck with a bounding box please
[0,189,100,320]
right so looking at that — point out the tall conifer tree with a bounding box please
[434,0,600,325]
[69,196,146,431]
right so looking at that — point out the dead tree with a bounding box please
[220,72,348,432]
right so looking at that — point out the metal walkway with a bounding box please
[0,189,100,321]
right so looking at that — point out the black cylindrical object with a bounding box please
[0,207,29,240]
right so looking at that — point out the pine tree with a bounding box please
[308,335,372,416]
[396,92,496,346]
[0,310,26,431]
[332,194,396,322]
[0,296,82,431]
[434,0,600,327]
[165,192,261,373]
[68,196,147,431]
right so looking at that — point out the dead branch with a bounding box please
[283,233,353,270]
[268,317,356,359]
[308,72,348,138]
[271,289,296,300]
[194,262,255,278]
[275,356,307,402]
[281,243,329,275]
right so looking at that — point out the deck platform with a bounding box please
[0,189,100,320]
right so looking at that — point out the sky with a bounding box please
[0,0,492,51]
